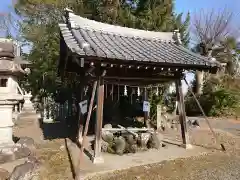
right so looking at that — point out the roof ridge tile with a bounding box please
[67,11,175,43]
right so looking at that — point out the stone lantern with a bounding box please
[0,39,25,150]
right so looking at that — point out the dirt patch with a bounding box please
[190,129,240,154]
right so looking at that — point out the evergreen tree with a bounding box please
[135,0,174,31]
[134,0,190,45]
[14,0,191,97]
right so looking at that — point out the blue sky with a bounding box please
[0,0,12,12]
[1,0,239,40]
[176,0,240,14]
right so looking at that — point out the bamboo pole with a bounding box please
[117,125,139,137]
[79,80,98,169]
[183,77,226,151]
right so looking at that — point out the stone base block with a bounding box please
[0,145,15,155]
[181,143,193,149]
[91,156,104,164]
[0,127,14,148]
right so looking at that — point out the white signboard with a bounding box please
[79,100,88,114]
[143,101,150,112]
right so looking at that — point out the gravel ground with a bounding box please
[88,129,240,180]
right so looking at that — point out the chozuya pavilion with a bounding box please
[58,9,220,163]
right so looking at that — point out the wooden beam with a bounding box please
[81,56,214,72]
[175,78,192,149]
[104,76,176,81]
[103,80,172,86]
[102,127,154,132]
[93,77,104,164]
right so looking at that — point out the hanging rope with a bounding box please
[124,85,127,96]
[137,87,140,96]
[155,86,159,96]
[183,77,226,152]
[104,80,167,88]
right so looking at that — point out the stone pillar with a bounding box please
[0,103,15,151]
[23,92,34,111]
[156,105,162,130]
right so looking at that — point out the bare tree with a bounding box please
[192,8,235,49]
[0,0,24,39]
[191,8,239,95]
[0,12,9,36]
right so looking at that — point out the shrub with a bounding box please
[185,75,240,117]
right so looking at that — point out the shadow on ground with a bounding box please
[38,118,73,140]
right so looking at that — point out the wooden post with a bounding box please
[143,88,148,126]
[175,78,192,149]
[117,83,120,101]
[77,84,85,142]
[93,77,104,164]
[111,84,114,101]
[105,84,108,99]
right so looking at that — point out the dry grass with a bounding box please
[87,152,240,180]
[30,128,240,180]
[88,129,240,180]
[34,139,73,180]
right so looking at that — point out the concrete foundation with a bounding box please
[92,156,104,164]
[182,144,193,149]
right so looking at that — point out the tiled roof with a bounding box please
[59,9,220,69]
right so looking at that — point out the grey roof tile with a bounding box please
[59,11,221,69]
[59,23,85,55]
[108,34,135,60]
[82,29,107,58]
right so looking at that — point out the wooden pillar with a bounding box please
[111,84,114,101]
[93,77,104,164]
[175,78,192,149]
[143,88,148,127]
